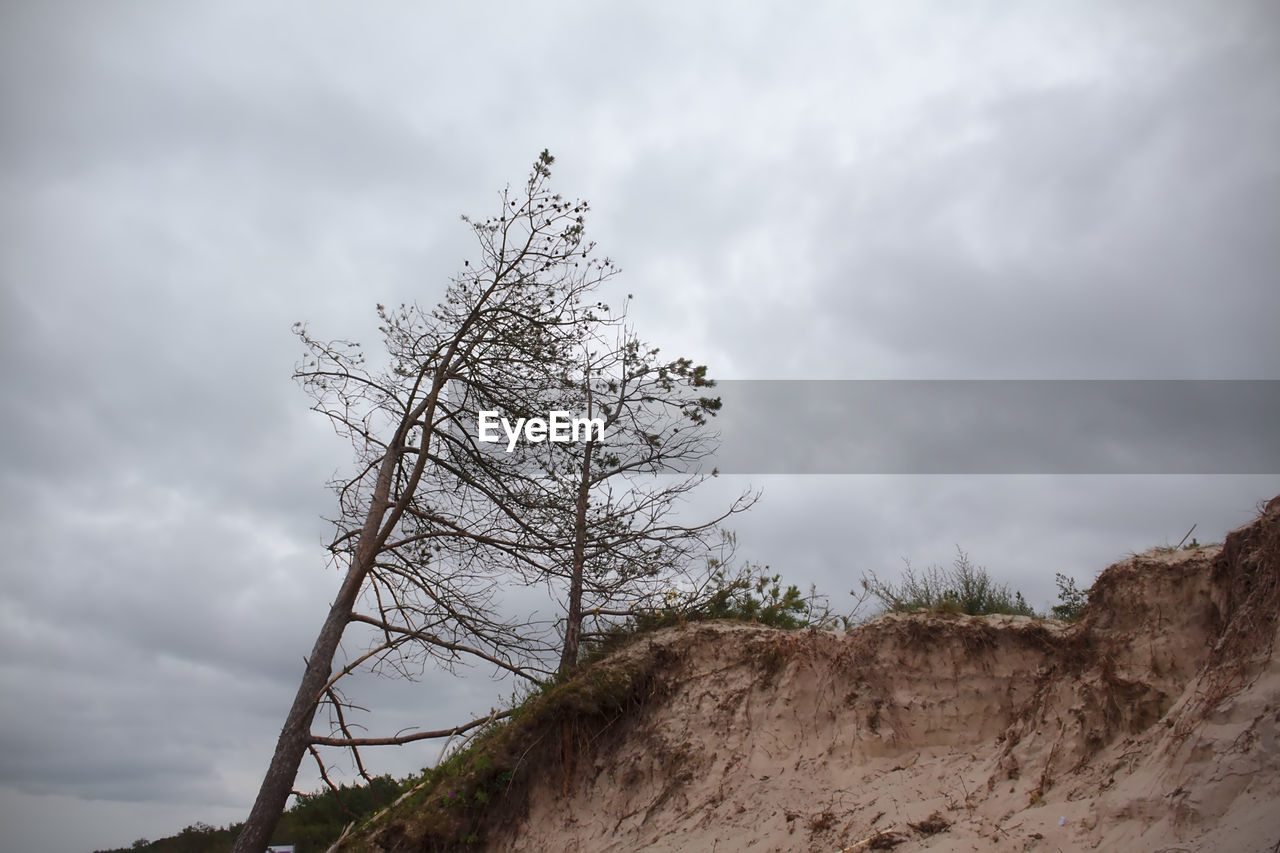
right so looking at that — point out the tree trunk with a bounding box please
[232,445,404,853]
[231,554,370,852]
[234,350,454,851]
[558,438,594,675]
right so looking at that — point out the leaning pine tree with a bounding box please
[233,151,617,852]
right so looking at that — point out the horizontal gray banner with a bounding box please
[699,380,1279,474]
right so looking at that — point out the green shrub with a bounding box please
[698,568,815,628]
[624,565,847,632]
[1050,572,1089,621]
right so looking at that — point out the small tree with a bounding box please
[524,320,757,674]
[1051,572,1089,621]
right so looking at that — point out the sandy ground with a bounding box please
[482,503,1280,853]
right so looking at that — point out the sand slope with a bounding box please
[356,498,1280,852]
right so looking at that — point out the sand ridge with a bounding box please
[355,498,1280,852]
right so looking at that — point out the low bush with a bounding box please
[1050,572,1089,621]
[861,548,1036,617]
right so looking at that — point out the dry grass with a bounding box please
[908,811,952,835]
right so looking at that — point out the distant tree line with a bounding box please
[96,775,402,853]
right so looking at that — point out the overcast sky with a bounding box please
[2,2,1278,851]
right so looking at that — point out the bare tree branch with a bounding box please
[309,709,515,748]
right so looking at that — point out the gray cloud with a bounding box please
[2,2,1278,851]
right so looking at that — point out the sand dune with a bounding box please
[354,498,1280,852]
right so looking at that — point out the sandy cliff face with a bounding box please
[357,500,1280,853]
